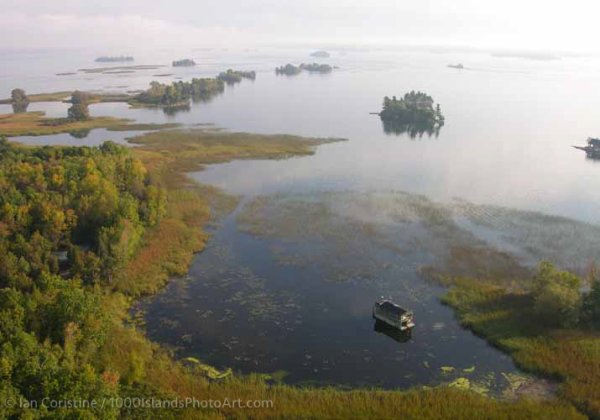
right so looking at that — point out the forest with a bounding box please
[0,138,168,417]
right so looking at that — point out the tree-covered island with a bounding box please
[216,69,257,84]
[300,63,333,73]
[172,58,196,67]
[379,91,445,137]
[276,63,334,75]
[132,78,224,108]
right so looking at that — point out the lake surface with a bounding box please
[3,46,600,390]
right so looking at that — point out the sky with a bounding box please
[0,0,598,53]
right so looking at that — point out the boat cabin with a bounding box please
[372,298,415,331]
[588,137,600,147]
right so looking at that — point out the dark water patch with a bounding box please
[142,191,539,392]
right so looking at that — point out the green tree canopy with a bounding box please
[531,261,582,327]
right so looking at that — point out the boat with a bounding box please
[573,137,600,159]
[372,298,415,331]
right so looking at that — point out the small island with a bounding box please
[276,64,302,76]
[172,58,196,67]
[95,56,134,63]
[310,50,330,58]
[217,69,256,84]
[133,78,224,108]
[276,63,334,76]
[300,63,333,73]
[378,91,445,137]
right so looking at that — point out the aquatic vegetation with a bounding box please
[443,276,600,417]
[448,377,470,389]
[117,129,335,297]
[451,200,600,273]
[106,122,181,131]
[183,357,233,379]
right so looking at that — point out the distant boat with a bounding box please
[573,137,600,159]
[447,63,464,69]
[372,298,415,331]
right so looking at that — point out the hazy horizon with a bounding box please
[1,0,598,54]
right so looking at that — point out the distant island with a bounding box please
[217,69,256,84]
[276,64,302,76]
[95,56,134,63]
[447,63,464,69]
[378,91,445,137]
[300,63,333,73]
[276,63,334,76]
[310,50,330,58]
[172,59,196,67]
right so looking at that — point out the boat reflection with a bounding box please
[373,320,412,343]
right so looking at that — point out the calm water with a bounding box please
[3,47,600,389]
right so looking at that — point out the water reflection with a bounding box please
[69,128,91,139]
[381,119,443,139]
[12,102,29,113]
[163,103,191,116]
[373,320,412,343]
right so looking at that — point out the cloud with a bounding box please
[0,12,257,50]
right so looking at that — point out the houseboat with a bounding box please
[372,298,415,331]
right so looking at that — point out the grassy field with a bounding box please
[443,278,600,418]
[0,91,73,104]
[0,111,181,137]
